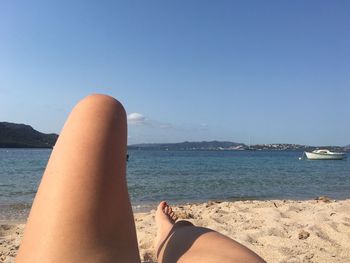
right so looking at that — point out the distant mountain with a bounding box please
[128,141,348,152]
[128,141,244,151]
[0,122,58,148]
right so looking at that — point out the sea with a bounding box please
[1,148,350,221]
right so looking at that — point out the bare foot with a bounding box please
[155,201,178,253]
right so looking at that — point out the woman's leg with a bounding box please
[155,202,266,263]
[16,94,140,263]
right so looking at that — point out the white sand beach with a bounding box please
[1,199,350,263]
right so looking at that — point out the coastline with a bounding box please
[1,199,350,262]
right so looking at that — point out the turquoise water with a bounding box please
[1,148,350,220]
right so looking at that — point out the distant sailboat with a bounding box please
[246,136,255,151]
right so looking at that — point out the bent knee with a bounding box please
[75,94,126,120]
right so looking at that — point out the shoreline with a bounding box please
[2,196,350,223]
[1,199,350,262]
[1,196,350,221]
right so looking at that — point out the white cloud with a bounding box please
[127,112,146,124]
[126,116,214,144]
[127,113,172,128]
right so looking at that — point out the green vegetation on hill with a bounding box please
[0,122,58,148]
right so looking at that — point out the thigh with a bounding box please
[16,95,140,263]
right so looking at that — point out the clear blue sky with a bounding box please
[1,1,349,145]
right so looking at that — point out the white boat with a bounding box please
[304,149,346,160]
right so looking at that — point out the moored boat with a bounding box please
[304,149,346,160]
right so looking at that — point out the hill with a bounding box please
[128,141,244,150]
[0,122,58,148]
[128,141,349,151]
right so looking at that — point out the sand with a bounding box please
[1,199,350,263]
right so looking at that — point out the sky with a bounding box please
[1,1,349,146]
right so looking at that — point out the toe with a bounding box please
[172,216,178,222]
[164,205,169,214]
[158,201,167,211]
